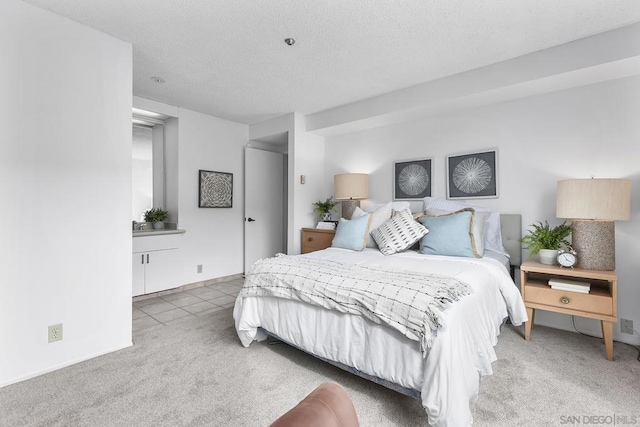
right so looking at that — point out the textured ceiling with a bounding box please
[23,0,640,124]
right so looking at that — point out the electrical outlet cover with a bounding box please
[197,264,203,273]
[48,324,63,343]
[620,319,633,335]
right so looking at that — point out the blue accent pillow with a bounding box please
[331,214,372,251]
[418,211,475,257]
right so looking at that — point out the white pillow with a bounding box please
[425,207,488,256]
[352,202,393,248]
[370,210,428,256]
[363,201,410,213]
[422,197,508,257]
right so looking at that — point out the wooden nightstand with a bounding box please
[520,260,618,360]
[301,228,336,254]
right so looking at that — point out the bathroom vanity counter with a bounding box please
[132,229,186,237]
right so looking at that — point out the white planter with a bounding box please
[153,221,165,230]
[538,249,558,265]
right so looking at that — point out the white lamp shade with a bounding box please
[334,173,369,200]
[556,179,631,221]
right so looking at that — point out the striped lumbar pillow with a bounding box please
[371,209,428,256]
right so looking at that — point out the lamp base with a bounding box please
[572,220,615,271]
[341,200,360,220]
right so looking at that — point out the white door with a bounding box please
[244,147,284,273]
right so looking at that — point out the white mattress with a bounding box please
[234,248,527,426]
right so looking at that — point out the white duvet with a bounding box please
[234,248,528,427]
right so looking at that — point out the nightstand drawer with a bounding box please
[302,234,334,251]
[525,284,613,316]
[301,228,335,254]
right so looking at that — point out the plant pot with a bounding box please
[322,213,332,221]
[153,221,164,230]
[538,249,558,265]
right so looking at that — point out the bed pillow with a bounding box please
[370,210,428,256]
[331,213,372,251]
[363,201,410,213]
[425,207,489,256]
[352,202,393,248]
[417,209,477,258]
[422,197,508,257]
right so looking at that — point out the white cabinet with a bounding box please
[132,252,146,296]
[133,234,182,297]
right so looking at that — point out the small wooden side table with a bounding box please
[520,260,618,360]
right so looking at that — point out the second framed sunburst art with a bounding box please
[393,158,432,200]
[446,149,498,199]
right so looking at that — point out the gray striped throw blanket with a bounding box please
[241,254,472,354]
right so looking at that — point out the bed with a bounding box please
[234,201,527,426]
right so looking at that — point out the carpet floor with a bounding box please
[1,308,639,426]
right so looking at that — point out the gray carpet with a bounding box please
[1,308,639,426]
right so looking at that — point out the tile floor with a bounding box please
[132,278,243,332]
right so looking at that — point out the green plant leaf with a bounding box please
[143,207,169,222]
[312,197,337,216]
[520,220,572,256]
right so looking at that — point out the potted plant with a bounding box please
[520,221,572,265]
[144,207,169,230]
[312,197,337,221]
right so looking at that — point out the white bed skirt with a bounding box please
[234,249,527,426]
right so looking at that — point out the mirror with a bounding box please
[132,108,171,223]
[132,125,153,221]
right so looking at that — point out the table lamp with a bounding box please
[556,178,631,270]
[334,173,369,219]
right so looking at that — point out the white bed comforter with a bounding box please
[234,248,528,427]
[241,254,472,352]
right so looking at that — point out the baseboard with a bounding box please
[533,318,640,346]
[133,273,243,302]
[181,273,244,291]
[0,341,133,389]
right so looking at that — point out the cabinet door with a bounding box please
[144,249,181,294]
[132,253,146,297]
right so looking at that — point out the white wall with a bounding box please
[0,0,133,386]
[177,108,248,283]
[324,75,640,344]
[290,114,326,254]
[164,117,180,224]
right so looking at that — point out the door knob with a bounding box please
[247,218,256,222]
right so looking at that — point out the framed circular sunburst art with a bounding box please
[446,149,498,199]
[393,158,432,200]
[199,170,233,208]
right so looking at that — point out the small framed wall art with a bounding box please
[393,158,432,200]
[446,149,498,199]
[199,170,233,208]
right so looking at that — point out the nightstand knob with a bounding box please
[308,237,313,242]
[560,296,570,305]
